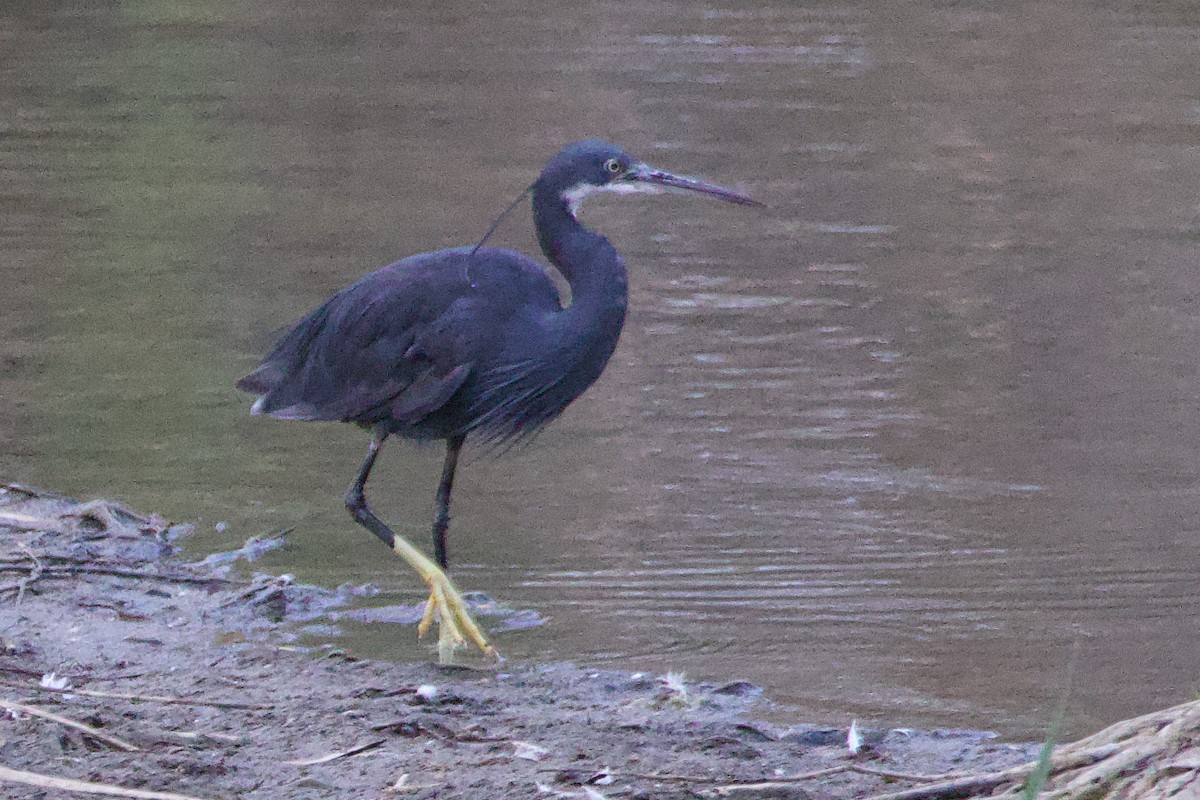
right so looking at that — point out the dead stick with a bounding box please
[539,764,853,785]
[540,762,962,787]
[0,483,44,497]
[0,699,139,752]
[0,662,48,679]
[860,742,1123,800]
[286,738,386,766]
[859,774,1018,800]
[140,727,243,747]
[1057,739,1161,793]
[708,765,850,786]
[1057,700,1196,753]
[0,563,225,586]
[849,765,970,782]
[5,681,271,710]
[1155,702,1200,741]
[714,781,812,797]
[708,766,965,797]
[38,554,167,567]
[0,512,56,530]
[0,764,214,800]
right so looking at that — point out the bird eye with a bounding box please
[604,158,623,174]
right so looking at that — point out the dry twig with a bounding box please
[0,511,60,532]
[5,680,272,710]
[0,764,213,800]
[861,743,1124,800]
[0,698,140,752]
[285,738,387,766]
[0,561,224,587]
[542,762,963,790]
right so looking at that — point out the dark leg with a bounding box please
[344,434,395,549]
[432,434,465,569]
[342,432,495,660]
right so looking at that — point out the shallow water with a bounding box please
[3,0,1200,738]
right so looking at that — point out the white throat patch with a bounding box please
[562,180,664,217]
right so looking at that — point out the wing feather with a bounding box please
[236,247,562,432]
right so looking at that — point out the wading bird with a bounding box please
[237,139,761,662]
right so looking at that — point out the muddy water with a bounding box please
[3,1,1200,738]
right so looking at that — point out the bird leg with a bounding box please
[343,434,495,663]
[432,434,463,570]
[425,435,470,661]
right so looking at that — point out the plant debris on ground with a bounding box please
[0,484,1194,799]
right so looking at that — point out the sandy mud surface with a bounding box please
[0,485,1046,799]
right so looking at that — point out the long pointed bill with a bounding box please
[626,162,764,207]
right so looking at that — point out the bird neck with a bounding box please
[532,189,629,324]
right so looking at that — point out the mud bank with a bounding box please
[0,485,1055,799]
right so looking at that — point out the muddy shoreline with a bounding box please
[0,485,1043,799]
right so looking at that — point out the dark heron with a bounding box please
[237,139,761,661]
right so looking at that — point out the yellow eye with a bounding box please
[604,158,622,174]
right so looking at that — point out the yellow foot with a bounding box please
[376,522,499,663]
[415,570,498,664]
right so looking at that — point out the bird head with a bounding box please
[537,139,762,217]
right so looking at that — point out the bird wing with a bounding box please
[237,248,560,428]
